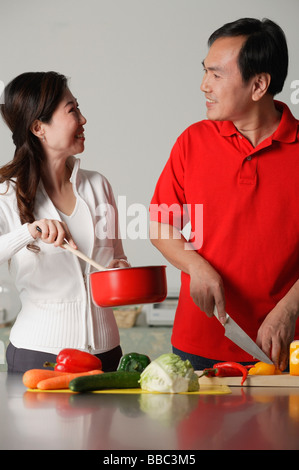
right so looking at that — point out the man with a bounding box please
[149,18,299,371]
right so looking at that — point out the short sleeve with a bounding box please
[149,137,189,230]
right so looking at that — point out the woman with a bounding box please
[0,71,129,373]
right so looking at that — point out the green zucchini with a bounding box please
[69,371,141,393]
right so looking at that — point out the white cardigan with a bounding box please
[0,157,126,355]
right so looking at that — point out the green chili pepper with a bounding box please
[117,352,151,373]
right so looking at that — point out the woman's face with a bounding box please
[42,88,87,159]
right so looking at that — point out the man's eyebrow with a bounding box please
[201,60,224,72]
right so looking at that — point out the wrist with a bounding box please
[27,222,38,239]
[273,280,299,320]
[277,297,299,321]
[188,255,211,278]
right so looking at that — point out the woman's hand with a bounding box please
[28,219,77,248]
[107,259,131,269]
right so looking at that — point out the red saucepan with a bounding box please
[62,242,167,308]
[36,226,167,307]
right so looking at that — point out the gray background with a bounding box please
[0,0,298,291]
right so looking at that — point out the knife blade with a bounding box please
[214,306,273,365]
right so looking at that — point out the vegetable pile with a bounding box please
[23,348,105,390]
[22,350,200,393]
[198,360,284,385]
[22,349,151,392]
[23,347,284,393]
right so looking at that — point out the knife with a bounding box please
[214,306,273,365]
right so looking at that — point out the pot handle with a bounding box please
[35,226,106,271]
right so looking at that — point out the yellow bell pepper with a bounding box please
[248,362,282,375]
[290,341,299,376]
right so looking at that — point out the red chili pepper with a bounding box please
[201,361,249,386]
[44,348,102,373]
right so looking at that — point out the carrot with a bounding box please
[23,369,69,389]
[36,369,104,390]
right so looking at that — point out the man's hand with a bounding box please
[189,258,226,324]
[256,303,297,370]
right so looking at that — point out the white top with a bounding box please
[0,157,127,355]
[57,198,93,273]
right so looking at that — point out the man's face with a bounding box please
[200,35,256,123]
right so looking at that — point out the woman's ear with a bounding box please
[30,119,44,139]
[252,73,272,101]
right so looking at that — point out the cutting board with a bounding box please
[27,384,231,395]
[196,371,299,387]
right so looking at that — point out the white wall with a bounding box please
[0,0,299,290]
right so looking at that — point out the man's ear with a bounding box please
[30,119,44,138]
[252,73,271,101]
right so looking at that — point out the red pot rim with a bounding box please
[89,265,167,276]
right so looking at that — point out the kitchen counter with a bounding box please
[1,371,299,451]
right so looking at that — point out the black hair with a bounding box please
[0,72,68,226]
[208,18,288,95]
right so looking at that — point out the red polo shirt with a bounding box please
[150,101,299,362]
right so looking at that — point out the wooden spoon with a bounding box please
[35,226,106,271]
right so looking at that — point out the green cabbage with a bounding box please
[139,353,199,393]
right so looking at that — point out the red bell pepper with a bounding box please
[44,348,102,373]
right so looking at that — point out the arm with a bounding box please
[29,218,128,269]
[256,279,299,370]
[0,224,34,264]
[102,177,129,269]
[149,221,226,324]
[0,197,76,263]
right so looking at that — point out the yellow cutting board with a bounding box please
[27,384,231,395]
[196,371,299,387]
